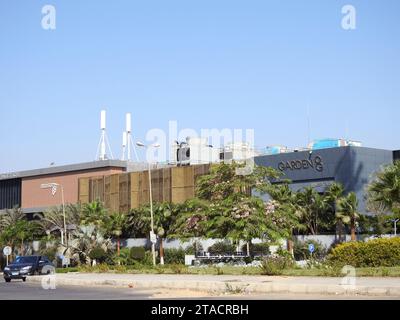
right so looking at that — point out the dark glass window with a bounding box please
[0,178,22,210]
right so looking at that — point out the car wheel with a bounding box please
[5,278,11,283]
[22,278,27,282]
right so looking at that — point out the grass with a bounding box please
[55,265,400,277]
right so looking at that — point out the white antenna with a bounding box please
[96,110,114,161]
[122,131,127,161]
[122,113,139,161]
[307,105,311,147]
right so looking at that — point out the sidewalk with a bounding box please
[27,273,400,297]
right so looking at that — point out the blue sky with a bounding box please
[0,0,399,172]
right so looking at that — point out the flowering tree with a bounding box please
[172,162,300,255]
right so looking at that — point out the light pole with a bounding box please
[392,219,399,236]
[41,183,66,246]
[136,141,160,266]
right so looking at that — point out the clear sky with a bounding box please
[0,0,399,172]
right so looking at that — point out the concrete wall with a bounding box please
[120,235,397,251]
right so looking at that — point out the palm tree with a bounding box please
[67,225,113,265]
[266,183,304,255]
[295,187,328,235]
[130,202,178,265]
[0,207,25,232]
[326,183,345,242]
[38,204,81,243]
[106,212,128,257]
[337,192,360,241]
[81,201,108,230]
[368,161,400,217]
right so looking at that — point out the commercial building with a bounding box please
[0,161,128,216]
[255,146,395,214]
[0,144,398,216]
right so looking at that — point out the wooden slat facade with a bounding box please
[78,164,210,213]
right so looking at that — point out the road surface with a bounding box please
[0,280,398,300]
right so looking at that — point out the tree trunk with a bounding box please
[351,219,356,241]
[247,241,251,257]
[287,239,294,257]
[160,238,165,265]
[117,238,121,256]
[338,221,343,243]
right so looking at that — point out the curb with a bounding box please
[26,276,400,297]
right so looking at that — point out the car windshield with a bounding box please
[14,256,38,264]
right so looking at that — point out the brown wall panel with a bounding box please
[78,164,209,212]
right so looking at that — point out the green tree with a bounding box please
[326,183,346,241]
[337,192,360,241]
[181,162,297,253]
[105,212,129,257]
[295,187,330,235]
[0,207,25,233]
[129,202,179,264]
[81,201,108,231]
[265,183,305,254]
[0,219,41,255]
[368,161,400,223]
[38,204,81,243]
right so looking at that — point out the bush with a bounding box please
[130,247,146,262]
[328,237,400,268]
[259,256,290,276]
[294,240,327,261]
[164,248,185,265]
[40,247,58,264]
[89,247,108,263]
[185,241,204,255]
[241,242,270,256]
[208,241,236,255]
[141,251,155,266]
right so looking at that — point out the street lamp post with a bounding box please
[136,142,160,267]
[392,219,399,236]
[41,183,66,246]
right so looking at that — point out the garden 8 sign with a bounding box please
[278,156,324,172]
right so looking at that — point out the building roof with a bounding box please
[0,160,128,181]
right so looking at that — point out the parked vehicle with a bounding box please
[3,256,54,283]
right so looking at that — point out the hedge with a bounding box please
[328,237,400,268]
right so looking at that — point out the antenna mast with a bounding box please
[122,113,139,161]
[96,110,114,161]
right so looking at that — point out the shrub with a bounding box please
[164,248,185,265]
[208,241,236,255]
[130,247,146,262]
[112,248,132,266]
[185,241,204,255]
[89,247,108,263]
[141,251,155,266]
[40,247,58,264]
[259,256,289,276]
[328,237,400,268]
[170,264,187,274]
[241,242,270,256]
[294,240,327,261]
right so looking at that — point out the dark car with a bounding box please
[3,256,54,283]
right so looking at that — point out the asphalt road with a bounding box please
[0,281,156,300]
[0,281,399,300]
